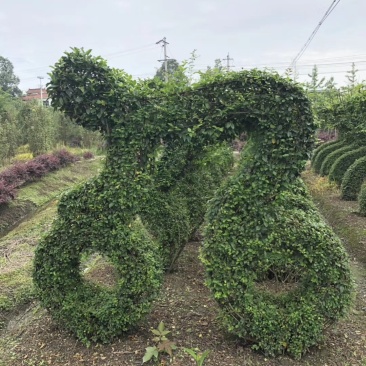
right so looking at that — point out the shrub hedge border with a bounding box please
[341,156,366,200]
[329,146,366,186]
[312,140,346,174]
[319,145,356,177]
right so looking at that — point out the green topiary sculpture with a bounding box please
[200,74,353,359]
[33,49,353,357]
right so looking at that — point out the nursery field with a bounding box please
[0,165,365,366]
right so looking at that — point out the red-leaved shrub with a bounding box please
[317,130,337,143]
[53,149,79,167]
[83,151,94,160]
[0,180,16,205]
[0,149,79,206]
[11,163,30,184]
[34,154,61,172]
[25,160,48,180]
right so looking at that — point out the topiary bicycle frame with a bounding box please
[33,48,353,358]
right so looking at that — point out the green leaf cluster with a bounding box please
[341,156,366,200]
[319,144,356,177]
[311,140,347,174]
[359,182,366,216]
[329,146,366,186]
[183,348,210,366]
[199,74,353,358]
[317,87,366,143]
[142,322,177,363]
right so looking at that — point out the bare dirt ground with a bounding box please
[1,238,365,366]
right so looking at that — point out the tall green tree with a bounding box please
[199,58,226,82]
[18,101,55,155]
[305,65,325,93]
[0,56,22,97]
[206,58,224,73]
[346,62,358,89]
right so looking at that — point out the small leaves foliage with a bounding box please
[33,49,353,357]
[359,182,366,216]
[341,156,366,200]
[328,146,366,186]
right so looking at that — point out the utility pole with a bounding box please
[156,37,169,82]
[223,53,234,71]
[37,76,44,106]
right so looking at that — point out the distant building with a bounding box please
[22,88,50,106]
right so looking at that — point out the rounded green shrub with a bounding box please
[312,140,346,174]
[319,144,356,177]
[359,182,366,216]
[341,156,366,200]
[329,146,366,186]
[311,139,340,165]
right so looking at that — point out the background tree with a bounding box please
[304,66,341,130]
[344,62,359,94]
[0,56,22,97]
[155,59,180,82]
[199,58,225,82]
[206,58,224,73]
[305,65,325,93]
[346,62,358,87]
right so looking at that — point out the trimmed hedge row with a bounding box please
[0,149,79,205]
[319,144,356,177]
[341,156,366,200]
[359,182,366,216]
[311,139,340,165]
[312,140,346,174]
[329,146,366,186]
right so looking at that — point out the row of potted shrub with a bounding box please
[0,150,93,205]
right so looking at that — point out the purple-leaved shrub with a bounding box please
[0,149,79,205]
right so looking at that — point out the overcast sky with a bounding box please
[1,0,365,92]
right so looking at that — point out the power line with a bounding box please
[290,0,341,74]
[235,59,366,70]
[298,67,366,76]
